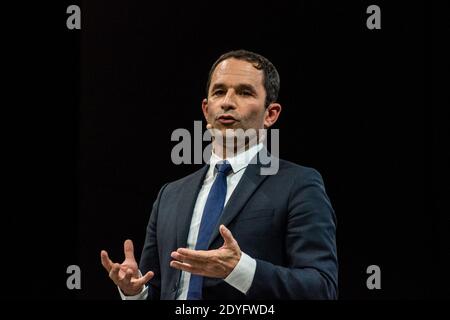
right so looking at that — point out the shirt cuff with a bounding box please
[117,270,149,300]
[118,284,148,300]
[224,251,256,294]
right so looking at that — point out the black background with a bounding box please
[4,0,448,302]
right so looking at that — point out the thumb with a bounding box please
[219,225,236,246]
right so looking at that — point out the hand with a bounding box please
[100,239,154,296]
[170,225,241,278]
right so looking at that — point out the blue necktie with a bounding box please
[187,161,233,300]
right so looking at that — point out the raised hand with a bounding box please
[101,239,154,296]
[170,225,241,278]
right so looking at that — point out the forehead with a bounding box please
[210,58,264,88]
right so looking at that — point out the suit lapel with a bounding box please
[176,165,209,249]
[207,151,272,247]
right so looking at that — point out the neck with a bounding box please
[212,136,261,159]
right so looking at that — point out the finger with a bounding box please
[100,250,114,272]
[219,225,236,246]
[124,239,135,261]
[170,251,183,261]
[119,268,134,284]
[109,263,121,284]
[176,248,210,260]
[171,251,204,268]
[171,251,197,262]
[170,260,197,274]
[132,271,154,287]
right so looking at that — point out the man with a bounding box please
[100,50,338,299]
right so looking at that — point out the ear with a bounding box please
[264,103,282,128]
[202,98,209,121]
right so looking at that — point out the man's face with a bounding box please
[202,58,268,133]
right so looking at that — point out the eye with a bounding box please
[213,89,225,96]
[240,90,253,96]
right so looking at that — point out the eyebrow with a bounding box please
[211,83,257,93]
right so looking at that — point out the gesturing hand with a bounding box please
[100,239,154,296]
[170,225,241,279]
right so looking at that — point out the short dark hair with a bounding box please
[206,50,280,108]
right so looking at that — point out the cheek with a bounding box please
[204,104,216,118]
[244,107,265,123]
[207,101,220,112]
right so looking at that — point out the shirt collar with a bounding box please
[209,142,264,175]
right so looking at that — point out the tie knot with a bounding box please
[215,161,232,175]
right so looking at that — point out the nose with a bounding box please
[221,90,237,111]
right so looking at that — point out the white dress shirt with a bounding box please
[120,143,262,300]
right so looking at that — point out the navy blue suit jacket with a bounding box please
[140,152,338,299]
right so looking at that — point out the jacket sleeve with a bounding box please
[246,169,338,299]
[139,183,168,300]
